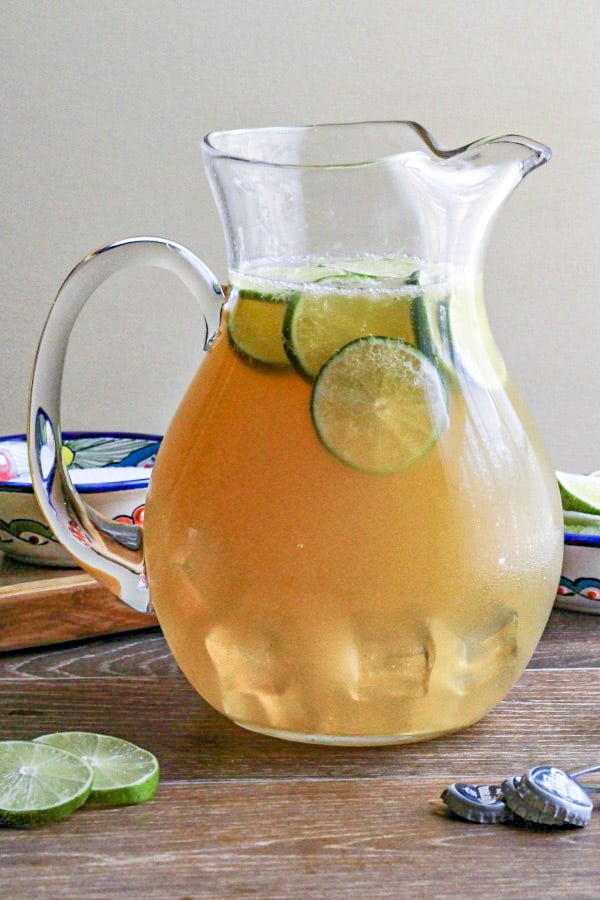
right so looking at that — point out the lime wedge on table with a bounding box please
[35,733,159,806]
[0,740,93,827]
[311,336,449,474]
[558,472,600,515]
[283,288,419,379]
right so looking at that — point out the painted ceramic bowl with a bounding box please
[555,529,600,614]
[0,432,161,567]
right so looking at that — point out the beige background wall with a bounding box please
[2,0,598,471]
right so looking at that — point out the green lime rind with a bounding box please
[229,288,289,303]
[558,472,600,515]
[410,293,460,391]
[311,336,449,475]
[86,766,159,806]
[282,295,314,379]
[0,740,93,828]
[35,733,159,807]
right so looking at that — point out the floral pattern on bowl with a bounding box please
[555,531,600,614]
[0,432,161,567]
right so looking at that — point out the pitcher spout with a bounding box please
[472,133,552,176]
[397,126,552,266]
[418,126,552,177]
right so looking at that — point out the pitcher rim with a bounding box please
[202,121,551,171]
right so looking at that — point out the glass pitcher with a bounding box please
[28,122,563,745]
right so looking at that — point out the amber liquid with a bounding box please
[144,265,563,743]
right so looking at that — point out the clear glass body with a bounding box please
[144,123,562,744]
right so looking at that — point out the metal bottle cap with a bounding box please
[503,766,593,827]
[500,775,521,808]
[441,782,509,824]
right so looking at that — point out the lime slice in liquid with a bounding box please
[230,258,423,375]
[311,336,449,474]
[284,287,418,379]
[0,740,93,828]
[557,472,600,515]
[35,733,159,806]
[227,291,292,367]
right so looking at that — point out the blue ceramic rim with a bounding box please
[564,532,600,548]
[0,432,162,494]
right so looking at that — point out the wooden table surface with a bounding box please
[1,609,599,898]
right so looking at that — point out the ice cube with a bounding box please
[463,610,518,685]
[428,610,518,697]
[205,622,289,698]
[352,623,434,700]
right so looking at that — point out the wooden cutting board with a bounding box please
[0,553,159,652]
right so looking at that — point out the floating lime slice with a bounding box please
[0,740,93,828]
[229,258,423,373]
[227,292,292,367]
[557,472,600,516]
[413,282,507,391]
[311,336,449,474]
[35,733,159,806]
[283,288,418,379]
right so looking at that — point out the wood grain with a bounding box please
[1,778,598,899]
[528,607,600,669]
[0,553,77,584]
[0,564,158,652]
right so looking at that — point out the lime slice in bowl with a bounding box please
[35,733,159,806]
[558,472,600,515]
[311,336,449,474]
[0,740,93,828]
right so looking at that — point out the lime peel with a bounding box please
[34,732,159,807]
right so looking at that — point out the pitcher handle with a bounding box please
[27,237,225,612]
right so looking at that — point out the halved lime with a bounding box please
[227,292,291,367]
[311,336,449,474]
[284,289,417,379]
[557,472,600,515]
[35,733,159,806]
[0,740,93,828]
